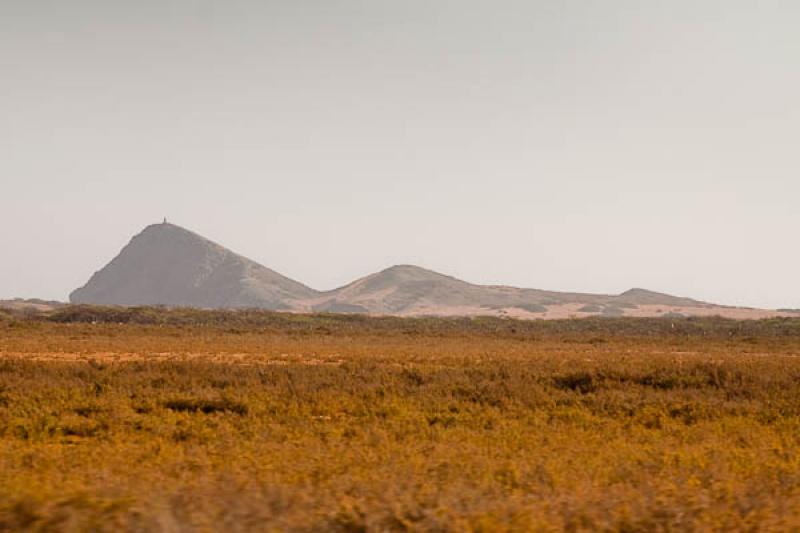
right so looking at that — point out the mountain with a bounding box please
[314,265,592,314]
[70,223,318,309]
[310,265,712,318]
[70,222,787,319]
[312,265,496,314]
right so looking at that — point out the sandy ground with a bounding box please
[0,351,346,365]
[393,303,794,320]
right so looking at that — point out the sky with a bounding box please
[1,0,798,309]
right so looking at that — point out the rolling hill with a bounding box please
[69,222,786,320]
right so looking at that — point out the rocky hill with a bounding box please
[70,222,787,320]
[70,223,318,310]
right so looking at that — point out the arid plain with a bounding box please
[1,307,800,531]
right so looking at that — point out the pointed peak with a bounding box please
[381,264,429,274]
[375,264,459,282]
[619,288,659,297]
[137,221,210,242]
[142,220,183,231]
[614,287,700,306]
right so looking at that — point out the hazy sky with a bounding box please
[1,0,798,308]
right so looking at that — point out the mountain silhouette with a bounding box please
[70,222,784,319]
[70,223,317,309]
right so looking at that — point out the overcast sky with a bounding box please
[1,0,798,309]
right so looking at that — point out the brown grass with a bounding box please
[1,309,800,531]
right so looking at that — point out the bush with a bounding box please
[163,398,248,416]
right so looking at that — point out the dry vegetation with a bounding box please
[1,307,800,531]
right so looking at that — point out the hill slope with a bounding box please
[70,223,318,309]
[70,222,785,319]
[310,265,713,317]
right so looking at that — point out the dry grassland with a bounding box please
[1,308,800,531]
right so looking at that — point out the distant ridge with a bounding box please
[69,222,788,320]
[0,298,65,312]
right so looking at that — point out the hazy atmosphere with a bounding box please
[2,0,798,309]
[4,3,800,530]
